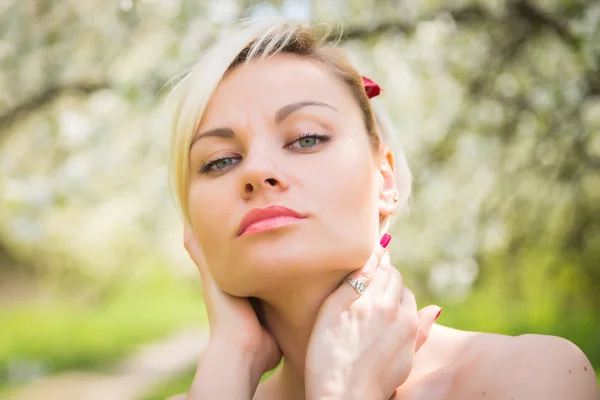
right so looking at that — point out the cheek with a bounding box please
[318,146,379,229]
[187,181,237,287]
[305,142,381,262]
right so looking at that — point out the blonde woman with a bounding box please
[166,18,599,400]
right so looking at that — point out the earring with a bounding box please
[393,194,399,203]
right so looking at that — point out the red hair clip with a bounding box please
[362,76,381,99]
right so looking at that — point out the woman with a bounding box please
[166,18,599,399]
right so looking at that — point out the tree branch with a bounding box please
[0,81,109,139]
[339,6,490,41]
[339,1,584,50]
[513,0,581,49]
[0,1,593,140]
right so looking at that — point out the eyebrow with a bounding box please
[190,100,338,148]
[275,100,338,124]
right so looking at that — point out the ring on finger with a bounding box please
[345,278,367,295]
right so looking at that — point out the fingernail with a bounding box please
[434,308,442,322]
[380,233,392,248]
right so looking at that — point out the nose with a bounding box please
[240,146,289,201]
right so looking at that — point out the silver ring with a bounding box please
[345,278,367,295]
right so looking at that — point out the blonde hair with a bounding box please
[167,18,412,232]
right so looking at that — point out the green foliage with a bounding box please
[142,368,195,400]
[0,271,207,387]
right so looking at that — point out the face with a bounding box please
[187,54,396,296]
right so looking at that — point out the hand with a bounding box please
[304,234,441,400]
[184,224,282,387]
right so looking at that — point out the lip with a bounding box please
[237,205,307,237]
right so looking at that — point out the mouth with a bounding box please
[237,205,307,237]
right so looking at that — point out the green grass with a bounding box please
[142,368,196,400]
[0,271,207,388]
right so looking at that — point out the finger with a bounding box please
[414,305,442,353]
[380,250,392,267]
[359,232,392,279]
[398,285,419,342]
[377,264,404,304]
[400,284,417,312]
[362,261,392,303]
[341,233,392,298]
[183,222,209,279]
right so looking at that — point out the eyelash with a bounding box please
[290,132,331,148]
[199,132,331,174]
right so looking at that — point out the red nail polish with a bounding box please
[380,233,392,248]
[434,308,442,322]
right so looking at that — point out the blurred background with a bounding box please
[1,0,599,398]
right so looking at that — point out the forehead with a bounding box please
[200,54,357,127]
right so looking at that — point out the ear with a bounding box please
[378,146,399,218]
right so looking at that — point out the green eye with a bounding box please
[289,133,331,150]
[201,157,240,173]
[214,158,233,169]
[298,137,318,148]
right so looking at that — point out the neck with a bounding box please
[258,270,345,398]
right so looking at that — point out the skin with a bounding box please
[173,54,599,399]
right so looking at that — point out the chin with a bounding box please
[224,232,373,295]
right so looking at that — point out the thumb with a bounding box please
[414,305,442,353]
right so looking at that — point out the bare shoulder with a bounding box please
[451,332,599,399]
